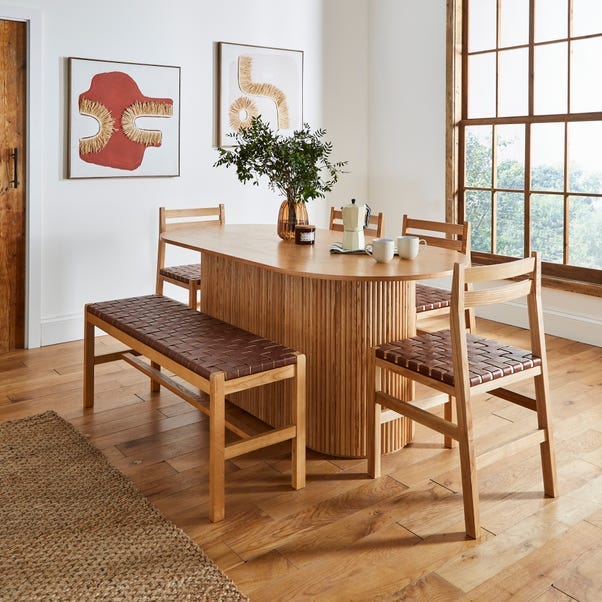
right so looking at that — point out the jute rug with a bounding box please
[0,411,248,601]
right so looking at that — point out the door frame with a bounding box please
[0,5,42,348]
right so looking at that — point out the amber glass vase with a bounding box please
[277,200,309,240]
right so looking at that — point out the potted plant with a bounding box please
[214,116,347,239]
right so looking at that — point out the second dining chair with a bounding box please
[329,206,384,238]
[402,215,475,332]
[156,205,225,309]
[367,252,558,539]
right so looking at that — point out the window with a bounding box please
[448,0,602,292]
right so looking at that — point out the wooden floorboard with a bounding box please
[0,317,601,600]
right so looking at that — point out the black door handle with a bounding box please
[10,148,18,189]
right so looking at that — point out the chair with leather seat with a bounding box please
[329,206,384,238]
[156,205,225,309]
[367,252,558,539]
[402,215,475,331]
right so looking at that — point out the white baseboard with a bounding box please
[477,302,602,347]
[40,314,84,347]
[38,303,602,348]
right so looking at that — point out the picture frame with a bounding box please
[68,57,181,178]
[217,42,303,147]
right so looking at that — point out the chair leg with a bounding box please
[188,284,197,310]
[156,275,164,296]
[292,354,306,490]
[367,361,382,478]
[534,371,558,498]
[83,317,95,409]
[150,362,161,393]
[455,389,480,538]
[444,395,455,449]
[209,373,226,522]
[465,308,476,333]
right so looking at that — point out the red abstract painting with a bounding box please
[78,71,173,171]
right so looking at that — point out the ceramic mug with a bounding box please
[368,238,395,263]
[396,235,427,259]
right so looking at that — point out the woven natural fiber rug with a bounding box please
[0,411,247,601]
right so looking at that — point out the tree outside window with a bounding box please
[451,0,602,288]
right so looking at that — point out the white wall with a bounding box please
[367,0,447,235]
[3,0,600,347]
[366,0,601,347]
[2,0,366,346]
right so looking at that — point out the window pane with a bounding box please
[469,0,497,52]
[496,192,524,256]
[570,37,602,113]
[498,48,528,116]
[466,190,492,252]
[465,126,493,187]
[531,193,565,263]
[535,0,567,42]
[496,124,525,189]
[569,196,602,268]
[572,0,602,37]
[468,53,497,118]
[500,0,529,47]
[530,123,565,192]
[534,42,568,114]
[568,121,602,193]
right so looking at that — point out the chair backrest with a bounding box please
[157,205,225,268]
[450,252,546,381]
[159,205,225,235]
[329,207,384,238]
[402,215,470,254]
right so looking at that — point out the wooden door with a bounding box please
[0,20,26,353]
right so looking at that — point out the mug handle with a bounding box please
[419,239,427,254]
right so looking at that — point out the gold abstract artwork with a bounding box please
[234,55,290,130]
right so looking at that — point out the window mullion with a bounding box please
[525,0,535,258]
[564,1,572,264]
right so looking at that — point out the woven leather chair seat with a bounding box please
[87,295,298,380]
[159,263,201,285]
[376,330,542,387]
[415,284,451,313]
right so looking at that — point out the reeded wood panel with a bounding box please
[202,255,415,457]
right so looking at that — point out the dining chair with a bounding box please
[156,205,225,309]
[329,206,384,238]
[402,215,475,332]
[367,252,558,538]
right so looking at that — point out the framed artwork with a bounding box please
[68,57,180,178]
[218,42,303,146]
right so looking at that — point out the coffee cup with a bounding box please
[396,235,427,259]
[368,238,395,263]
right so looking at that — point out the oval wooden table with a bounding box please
[162,224,466,458]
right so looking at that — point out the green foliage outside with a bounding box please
[465,132,602,269]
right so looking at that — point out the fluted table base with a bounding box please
[201,254,415,458]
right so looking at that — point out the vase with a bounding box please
[277,200,309,240]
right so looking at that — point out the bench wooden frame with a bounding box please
[83,302,306,523]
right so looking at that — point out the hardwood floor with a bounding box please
[1,318,601,600]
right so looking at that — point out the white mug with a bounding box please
[396,235,427,259]
[368,238,395,263]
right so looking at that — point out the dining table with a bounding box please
[161,223,466,458]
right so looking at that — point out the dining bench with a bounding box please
[83,294,306,522]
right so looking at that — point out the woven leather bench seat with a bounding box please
[415,284,452,313]
[86,295,298,381]
[159,263,201,285]
[84,293,306,522]
[376,330,542,387]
